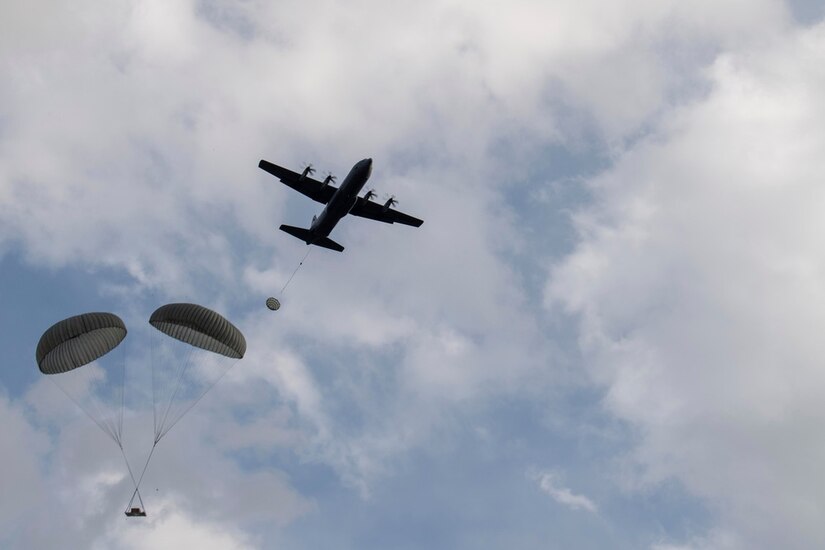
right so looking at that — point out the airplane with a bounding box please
[258,157,423,252]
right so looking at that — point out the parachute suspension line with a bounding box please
[280,248,312,295]
[82,353,122,446]
[128,442,157,512]
[151,329,158,442]
[155,343,197,443]
[118,443,145,512]
[130,358,240,510]
[150,328,182,442]
[129,357,242,506]
[91,388,118,446]
[80,365,120,445]
[155,347,195,443]
[46,376,120,446]
[117,343,127,445]
[86,344,124,444]
[125,485,145,514]
[156,358,241,443]
[118,444,140,494]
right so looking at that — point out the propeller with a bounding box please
[300,163,315,179]
[322,173,336,186]
[382,194,398,212]
[364,189,377,201]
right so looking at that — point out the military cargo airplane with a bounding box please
[258,158,423,252]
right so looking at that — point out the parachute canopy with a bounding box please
[36,312,127,375]
[265,297,280,311]
[149,303,246,359]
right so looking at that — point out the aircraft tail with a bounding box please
[279,225,345,252]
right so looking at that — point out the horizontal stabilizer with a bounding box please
[279,225,345,252]
[315,236,345,252]
[279,224,313,243]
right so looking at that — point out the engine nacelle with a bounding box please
[382,196,397,213]
[299,165,315,181]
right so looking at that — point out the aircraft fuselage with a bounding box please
[308,158,372,241]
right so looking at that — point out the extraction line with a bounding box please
[280,248,312,294]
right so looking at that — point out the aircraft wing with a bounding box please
[349,197,424,227]
[258,159,337,204]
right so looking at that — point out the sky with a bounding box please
[2,0,825,548]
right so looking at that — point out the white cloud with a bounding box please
[106,506,259,550]
[531,469,597,513]
[0,377,314,549]
[2,0,819,547]
[548,19,825,549]
[0,0,789,289]
[0,0,790,300]
[651,529,741,550]
[0,393,49,542]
